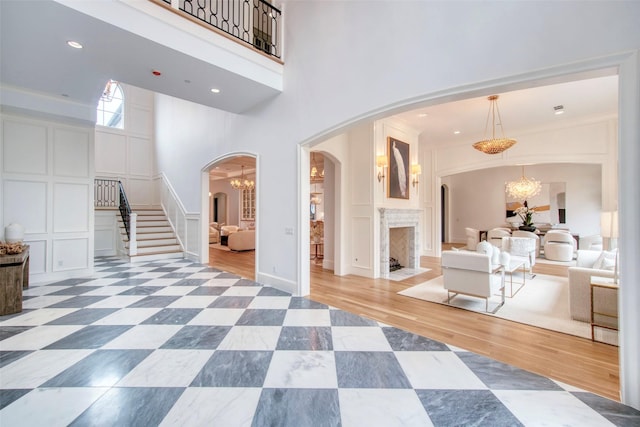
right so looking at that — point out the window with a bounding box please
[96,80,124,129]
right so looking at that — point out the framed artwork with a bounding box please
[387,137,410,199]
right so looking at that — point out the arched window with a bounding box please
[96,80,124,129]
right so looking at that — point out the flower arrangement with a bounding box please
[514,201,536,228]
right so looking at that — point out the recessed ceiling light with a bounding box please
[210,88,221,94]
[418,113,428,118]
[453,130,461,135]
[67,40,83,49]
[553,105,564,115]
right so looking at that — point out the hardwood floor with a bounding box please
[209,244,620,402]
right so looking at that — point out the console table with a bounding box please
[0,246,29,316]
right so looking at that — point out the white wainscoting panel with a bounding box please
[25,239,47,275]
[53,183,89,232]
[53,128,90,177]
[53,238,89,271]
[95,211,117,256]
[127,178,154,207]
[2,120,48,175]
[95,132,127,174]
[128,105,153,136]
[128,137,153,176]
[184,216,200,258]
[351,216,371,269]
[3,179,48,234]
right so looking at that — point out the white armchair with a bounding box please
[512,230,541,257]
[441,250,504,313]
[465,227,480,251]
[568,249,617,322]
[543,230,576,261]
[501,236,537,276]
[487,228,511,248]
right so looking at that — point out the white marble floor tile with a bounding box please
[222,286,262,297]
[167,296,218,309]
[117,349,213,387]
[248,296,291,309]
[21,286,70,296]
[202,278,240,287]
[91,308,163,325]
[217,326,281,350]
[493,390,614,427]
[81,278,123,286]
[0,387,109,427]
[159,387,261,427]
[130,272,174,280]
[283,309,332,326]
[0,349,94,388]
[263,351,338,389]
[101,325,183,349]
[0,325,84,350]
[187,272,221,279]
[339,389,434,427]
[82,286,135,296]
[134,278,182,286]
[152,286,198,296]
[331,326,394,351]
[174,267,205,273]
[0,308,79,326]
[187,308,245,326]
[394,352,487,389]
[22,295,75,309]
[86,295,146,309]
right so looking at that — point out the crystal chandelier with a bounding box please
[310,153,324,183]
[472,95,517,155]
[506,166,542,201]
[230,165,255,190]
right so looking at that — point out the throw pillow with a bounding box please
[593,249,617,270]
[601,256,616,271]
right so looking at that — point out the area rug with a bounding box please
[398,273,616,344]
[388,267,431,281]
[209,243,230,252]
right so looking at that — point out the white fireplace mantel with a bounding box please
[379,208,421,278]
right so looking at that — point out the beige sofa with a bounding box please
[228,229,255,251]
[568,249,617,322]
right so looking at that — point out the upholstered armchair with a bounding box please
[220,225,240,246]
[487,228,511,248]
[568,249,616,322]
[512,230,541,257]
[209,222,220,244]
[501,236,536,275]
[441,250,504,312]
[465,227,480,251]
[543,230,576,261]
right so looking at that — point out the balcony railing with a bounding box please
[154,0,282,59]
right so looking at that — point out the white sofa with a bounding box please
[441,250,504,312]
[228,229,255,251]
[568,249,617,322]
[220,225,240,246]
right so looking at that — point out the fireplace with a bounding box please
[379,208,421,278]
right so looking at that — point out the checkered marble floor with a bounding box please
[1,257,638,426]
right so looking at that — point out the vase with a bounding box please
[519,225,536,232]
[5,223,25,243]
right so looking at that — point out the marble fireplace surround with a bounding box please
[379,208,421,279]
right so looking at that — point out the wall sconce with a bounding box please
[411,164,422,187]
[377,155,388,183]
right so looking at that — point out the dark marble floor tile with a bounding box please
[160,325,231,349]
[416,389,523,427]
[159,273,193,279]
[382,327,449,351]
[46,278,96,286]
[42,349,152,387]
[141,308,202,325]
[215,273,242,279]
[0,326,33,341]
[70,387,184,426]
[149,267,180,272]
[187,286,227,295]
[0,350,33,368]
[236,309,287,326]
[0,310,35,321]
[252,388,340,427]
[44,325,132,349]
[99,266,131,272]
[208,296,254,309]
[235,278,261,287]
[172,278,210,287]
[276,327,333,351]
[457,352,563,390]
[257,287,290,297]
[47,286,101,296]
[198,267,222,273]
[191,350,273,387]
[46,296,109,308]
[330,310,378,327]
[127,296,180,308]
[335,351,411,388]
[45,308,119,325]
[111,278,151,286]
[572,392,640,426]
[118,286,162,296]
[0,389,31,410]
[105,272,144,279]
[288,298,328,310]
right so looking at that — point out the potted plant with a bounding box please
[515,201,537,231]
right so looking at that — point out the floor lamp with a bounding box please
[601,210,619,284]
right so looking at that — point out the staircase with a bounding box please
[118,208,184,262]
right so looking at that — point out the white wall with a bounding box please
[1,112,95,283]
